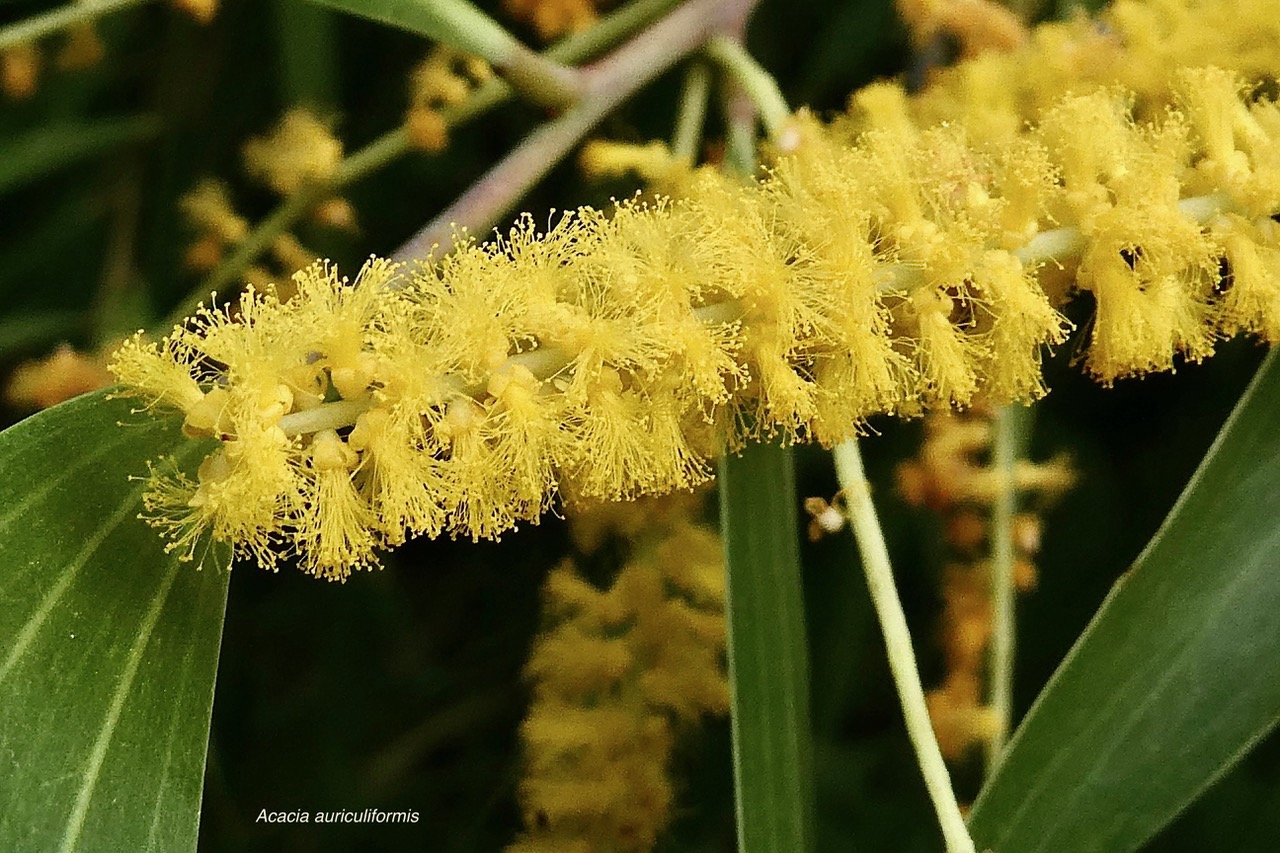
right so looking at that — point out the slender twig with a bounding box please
[0,0,152,52]
[162,0,683,328]
[1012,192,1233,267]
[722,80,759,178]
[705,35,792,137]
[671,61,712,162]
[986,404,1024,772]
[877,190,1237,296]
[392,0,744,262]
[833,439,977,853]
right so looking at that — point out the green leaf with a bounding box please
[969,350,1280,853]
[307,0,521,63]
[718,442,815,852]
[273,0,340,109]
[0,391,230,853]
[0,311,87,358]
[0,117,160,197]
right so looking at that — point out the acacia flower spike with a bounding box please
[113,68,1280,580]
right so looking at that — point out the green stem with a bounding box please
[0,0,152,51]
[1013,192,1234,266]
[310,0,580,107]
[833,439,977,853]
[986,404,1026,772]
[671,61,711,162]
[704,34,791,138]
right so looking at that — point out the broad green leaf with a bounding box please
[718,443,815,853]
[969,350,1280,853]
[0,391,230,853]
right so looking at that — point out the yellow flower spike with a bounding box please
[579,139,687,187]
[512,494,727,853]
[243,108,343,196]
[115,60,1280,576]
[5,345,113,412]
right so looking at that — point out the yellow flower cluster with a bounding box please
[893,0,1280,145]
[895,0,1028,60]
[406,47,493,152]
[113,58,1280,576]
[509,495,728,853]
[503,0,605,41]
[242,108,343,196]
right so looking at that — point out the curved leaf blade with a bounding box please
[969,351,1280,853]
[0,391,229,853]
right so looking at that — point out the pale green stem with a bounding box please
[278,398,374,437]
[875,191,1237,296]
[985,404,1023,773]
[833,439,977,853]
[310,0,580,107]
[671,61,712,162]
[704,35,791,138]
[1012,191,1235,267]
[0,0,152,51]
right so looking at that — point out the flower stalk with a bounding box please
[985,404,1024,769]
[833,439,976,853]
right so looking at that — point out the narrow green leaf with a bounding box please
[0,117,160,196]
[308,0,520,62]
[969,350,1280,853]
[0,391,230,853]
[718,442,815,852]
[0,311,86,358]
[273,0,339,109]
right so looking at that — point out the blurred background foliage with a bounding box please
[1,0,1277,850]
